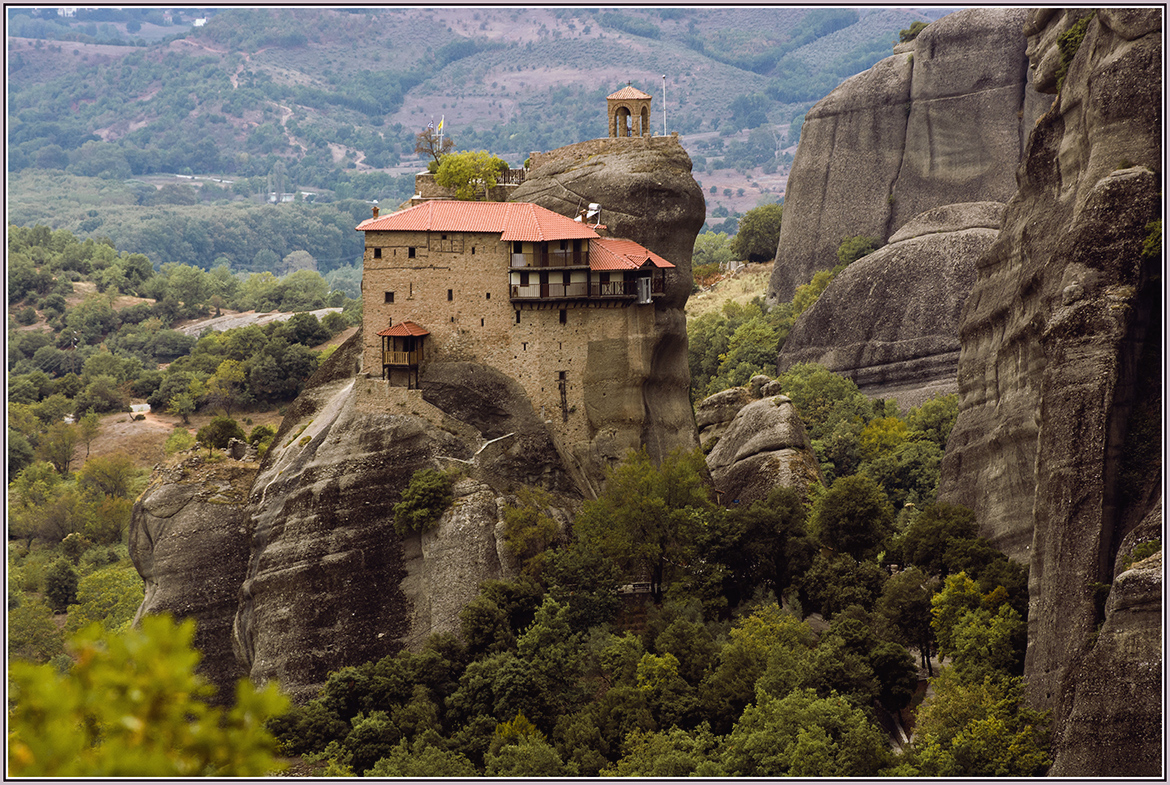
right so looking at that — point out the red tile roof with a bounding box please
[589,237,676,271]
[357,200,598,242]
[607,85,652,100]
[377,321,430,337]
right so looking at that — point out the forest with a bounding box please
[7,221,1049,776]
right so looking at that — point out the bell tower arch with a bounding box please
[607,82,653,138]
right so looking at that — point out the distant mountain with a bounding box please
[6,6,949,266]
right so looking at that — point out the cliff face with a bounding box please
[511,136,706,475]
[767,7,1043,306]
[777,202,1002,410]
[129,457,256,703]
[936,8,1162,776]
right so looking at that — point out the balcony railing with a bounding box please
[510,251,585,269]
[498,168,526,186]
[510,277,664,301]
[383,351,419,366]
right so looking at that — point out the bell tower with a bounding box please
[607,82,653,138]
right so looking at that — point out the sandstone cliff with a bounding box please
[767,7,1045,305]
[230,335,578,701]
[936,8,1162,776]
[129,456,256,703]
[777,202,1002,410]
[511,136,706,473]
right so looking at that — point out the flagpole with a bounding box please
[662,75,667,136]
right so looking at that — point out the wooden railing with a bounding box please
[498,168,526,186]
[383,351,419,366]
[510,277,664,301]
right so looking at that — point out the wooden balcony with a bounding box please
[383,350,419,366]
[510,277,665,301]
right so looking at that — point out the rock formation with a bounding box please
[936,8,1162,776]
[230,335,580,701]
[511,136,706,473]
[129,456,256,703]
[767,7,1046,306]
[776,202,1002,410]
[697,376,824,506]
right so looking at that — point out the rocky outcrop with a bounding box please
[230,336,579,701]
[936,8,1162,776]
[698,378,823,507]
[129,456,256,703]
[776,202,1002,410]
[767,8,1045,305]
[511,136,705,473]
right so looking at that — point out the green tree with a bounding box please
[730,202,783,262]
[902,669,1050,777]
[572,447,713,602]
[76,410,101,458]
[875,566,938,672]
[76,452,141,499]
[64,565,144,636]
[434,150,509,200]
[715,687,892,776]
[604,725,718,776]
[367,737,477,777]
[501,487,562,577]
[810,474,894,560]
[8,598,66,663]
[44,557,79,612]
[196,415,246,453]
[692,231,733,268]
[393,468,454,537]
[7,614,289,777]
[36,421,80,476]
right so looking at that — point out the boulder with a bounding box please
[767,7,1042,305]
[694,386,754,453]
[777,202,1001,410]
[129,457,257,703]
[936,8,1162,774]
[704,394,823,507]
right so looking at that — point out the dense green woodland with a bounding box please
[8,225,1048,775]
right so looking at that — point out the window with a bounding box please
[373,248,382,259]
[515,310,521,324]
[559,309,567,324]
[480,318,484,327]
[520,271,529,287]
[384,291,394,303]
[486,292,490,300]
[447,289,453,301]
[408,246,416,258]
[471,247,476,255]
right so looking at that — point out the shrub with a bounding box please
[393,469,454,537]
[44,557,79,612]
[165,429,196,455]
[837,235,881,265]
[196,416,246,451]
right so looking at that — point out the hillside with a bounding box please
[7,6,948,265]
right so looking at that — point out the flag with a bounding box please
[427,120,434,131]
[437,116,444,134]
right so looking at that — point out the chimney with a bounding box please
[372,205,380,218]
